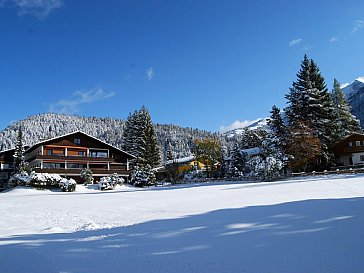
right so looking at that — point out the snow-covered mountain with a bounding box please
[222,117,270,138]
[342,78,364,98]
[342,78,364,128]
[0,113,218,161]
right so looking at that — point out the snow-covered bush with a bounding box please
[59,178,76,192]
[132,165,156,187]
[98,173,124,191]
[8,171,77,192]
[8,171,32,188]
[248,155,283,181]
[81,168,94,185]
[30,172,63,187]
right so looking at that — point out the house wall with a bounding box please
[352,152,364,165]
[337,155,351,166]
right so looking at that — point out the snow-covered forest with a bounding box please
[0,113,220,161]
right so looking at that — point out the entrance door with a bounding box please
[349,157,353,165]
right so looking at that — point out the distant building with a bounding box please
[0,131,135,183]
[165,155,205,173]
[332,133,364,166]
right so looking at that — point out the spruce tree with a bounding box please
[331,78,361,142]
[268,105,286,152]
[13,125,25,173]
[230,143,245,177]
[285,55,336,169]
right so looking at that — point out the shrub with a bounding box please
[98,173,124,190]
[59,178,76,192]
[8,171,77,192]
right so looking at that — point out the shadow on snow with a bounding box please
[1,197,364,273]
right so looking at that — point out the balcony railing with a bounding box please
[27,154,117,162]
[343,146,364,153]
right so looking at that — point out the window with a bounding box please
[78,151,85,156]
[356,141,361,147]
[360,155,364,161]
[43,163,65,169]
[67,163,87,169]
[47,150,52,155]
[74,138,81,144]
[349,142,353,147]
[91,151,108,158]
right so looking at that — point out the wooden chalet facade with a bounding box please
[0,148,16,183]
[332,133,364,166]
[0,131,135,184]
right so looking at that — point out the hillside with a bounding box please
[0,113,218,161]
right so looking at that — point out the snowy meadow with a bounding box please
[1,175,364,273]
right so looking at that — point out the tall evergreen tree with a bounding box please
[331,78,361,142]
[122,106,161,168]
[13,125,25,172]
[229,143,245,177]
[140,106,161,168]
[268,105,286,151]
[285,55,336,169]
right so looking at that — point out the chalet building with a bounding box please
[0,148,16,182]
[0,131,135,183]
[332,133,364,166]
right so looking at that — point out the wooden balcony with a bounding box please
[28,154,119,163]
[343,146,364,153]
[33,167,130,176]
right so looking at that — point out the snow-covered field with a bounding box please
[1,175,364,273]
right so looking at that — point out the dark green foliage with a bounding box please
[285,55,336,169]
[331,78,361,142]
[122,106,161,169]
[230,143,246,177]
[13,125,25,173]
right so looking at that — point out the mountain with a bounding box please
[0,113,218,161]
[342,78,364,128]
[222,118,270,138]
[342,79,364,97]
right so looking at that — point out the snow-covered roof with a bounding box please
[165,155,195,165]
[241,147,260,156]
[24,131,136,159]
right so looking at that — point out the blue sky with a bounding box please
[1,0,364,132]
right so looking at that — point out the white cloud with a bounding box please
[289,38,302,47]
[48,87,116,114]
[146,66,154,80]
[340,76,364,89]
[1,0,62,19]
[219,119,262,133]
[352,20,364,33]
[356,76,364,83]
[329,37,338,43]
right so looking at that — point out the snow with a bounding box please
[165,155,195,164]
[1,175,364,272]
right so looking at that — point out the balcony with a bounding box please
[33,167,129,176]
[28,154,116,163]
[343,146,364,153]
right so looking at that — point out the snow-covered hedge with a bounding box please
[98,173,124,191]
[59,178,77,192]
[8,171,76,192]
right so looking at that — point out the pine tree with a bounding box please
[230,143,246,177]
[13,125,25,173]
[331,78,361,142]
[285,55,336,169]
[121,110,140,158]
[268,105,286,151]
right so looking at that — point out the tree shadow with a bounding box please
[1,197,363,273]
